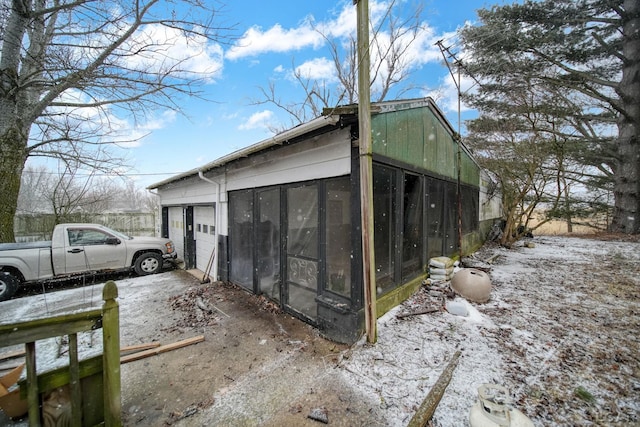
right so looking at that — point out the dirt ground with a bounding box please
[118,274,381,427]
[0,270,383,427]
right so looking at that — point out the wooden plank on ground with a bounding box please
[0,362,24,373]
[396,308,439,319]
[0,343,160,365]
[407,350,461,427]
[0,349,26,362]
[120,343,161,354]
[120,336,205,364]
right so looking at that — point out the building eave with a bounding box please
[147,114,341,190]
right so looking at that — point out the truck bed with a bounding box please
[0,241,52,251]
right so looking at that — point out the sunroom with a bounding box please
[148,98,500,343]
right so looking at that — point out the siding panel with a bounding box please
[226,128,351,192]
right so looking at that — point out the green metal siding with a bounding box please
[460,150,480,186]
[371,105,479,186]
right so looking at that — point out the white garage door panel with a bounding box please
[168,207,185,261]
[194,206,216,272]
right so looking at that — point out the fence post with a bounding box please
[25,341,40,427]
[101,281,121,426]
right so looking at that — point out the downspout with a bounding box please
[198,170,221,281]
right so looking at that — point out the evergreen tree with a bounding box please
[459,0,639,234]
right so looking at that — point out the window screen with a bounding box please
[229,190,254,290]
[461,185,479,233]
[373,165,396,294]
[444,181,458,254]
[426,178,445,259]
[402,173,422,279]
[325,177,351,298]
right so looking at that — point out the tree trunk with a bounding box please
[0,126,28,242]
[499,206,516,246]
[0,1,32,243]
[611,0,640,234]
[563,183,573,233]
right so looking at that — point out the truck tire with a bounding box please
[0,272,19,302]
[134,252,163,275]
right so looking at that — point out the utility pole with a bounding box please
[355,0,377,343]
[436,40,463,258]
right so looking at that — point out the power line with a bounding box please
[22,170,182,177]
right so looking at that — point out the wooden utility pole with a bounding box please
[436,40,463,257]
[355,0,377,343]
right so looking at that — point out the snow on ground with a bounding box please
[339,235,640,426]
[0,272,186,376]
[341,299,504,427]
[2,235,639,426]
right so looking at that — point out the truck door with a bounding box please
[63,226,128,274]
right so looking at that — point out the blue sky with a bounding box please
[56,1,502,188]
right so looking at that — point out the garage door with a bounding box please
[194,206,216,272]
[168,207,185,262]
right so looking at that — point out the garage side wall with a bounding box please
[156,128,352,284]
[224,128,352,192]
[157,175,220,206]
[157,175,224,271]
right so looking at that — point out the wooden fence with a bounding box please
[0,281,121,426]
[14,213,157,242]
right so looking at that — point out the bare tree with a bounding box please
[16,164,51,216]
[0,0,232,241]
[119,179,159,212]
[254,1,426,129]
[141,190,160,214]
[18,164,120,222]
[18,165,159,220]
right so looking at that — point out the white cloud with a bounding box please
[226,21,324,60]
[293,57,337,81]
[238,110,274,131]
[109,109,178,148]
[38,88,180,149]
[424,73,476,115]
[222,112,240,121]
[122,24,224,82]
[316,2,355,40]
[141,110,178,131]
[225,1,363,60]
[225,0,448,89]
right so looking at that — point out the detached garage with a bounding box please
[149,98,501,343]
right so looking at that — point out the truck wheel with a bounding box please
[0,272,19,302]
[134,252,163,275]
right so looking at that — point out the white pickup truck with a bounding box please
[0,223,177,301]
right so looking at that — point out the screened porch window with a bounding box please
[286,185,319,320]
[373,165,396,294]
[426,178,445,260]
[229,190,254,290]
[402,173,423,279]
[325,177,351,298]
[257,188,280,301]
[444,181,458,254]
